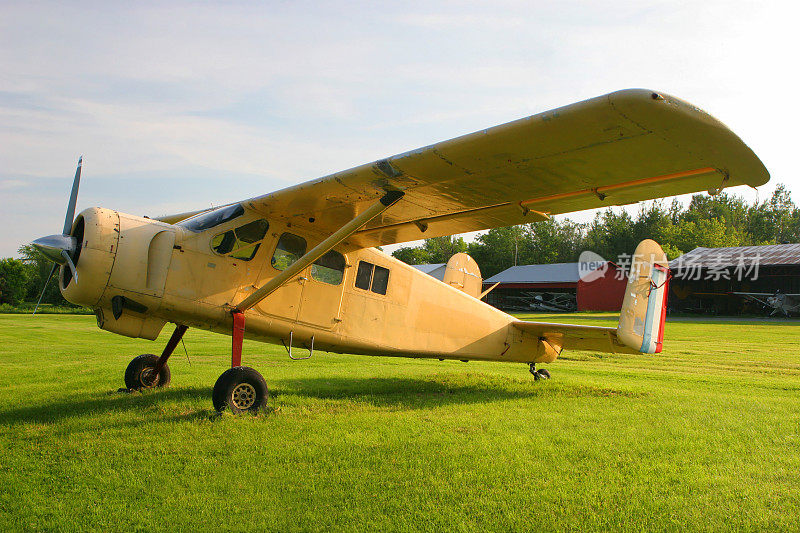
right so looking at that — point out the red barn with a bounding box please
[482,261,627,312]
[576,262,627,312]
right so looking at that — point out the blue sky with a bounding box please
[1,1,796,257]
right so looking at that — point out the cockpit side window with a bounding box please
[271,233,307,271]
[210,218,269,261]
[178,204,245,232]
[311,250,346,285]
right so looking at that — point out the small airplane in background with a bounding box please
[732,291,800,317]
[31,89,769,413]
[504,292,577,313]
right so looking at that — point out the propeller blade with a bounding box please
[32,264,58,315]
[61,249,78,284]
[62,156,82,235]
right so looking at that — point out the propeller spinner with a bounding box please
[31,157,83,313]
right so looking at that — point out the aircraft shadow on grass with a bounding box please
[2,376,634,426]
[0,386,211,427]
[271,376,543,409]
[268,375,636,409]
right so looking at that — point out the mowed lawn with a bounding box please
[1,313,799,532]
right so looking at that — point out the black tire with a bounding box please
[212,366,268,414]
[536,368,551,380]
[124,354,171,391]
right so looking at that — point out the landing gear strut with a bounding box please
[212,311,269,413]
[529,363,551,381]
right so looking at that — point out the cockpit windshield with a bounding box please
[177,204,245,232]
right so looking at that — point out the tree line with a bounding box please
[0,245,71,307]
[1,185,797,305]
[392,184,800,278]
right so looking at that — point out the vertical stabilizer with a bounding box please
[617,240,670,354]
[443,253,483,298]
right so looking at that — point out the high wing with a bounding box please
[167,89,769,247]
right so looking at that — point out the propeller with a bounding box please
[31,156,83,314]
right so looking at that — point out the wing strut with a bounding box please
[233,190,404,313]
[228,190,404,368]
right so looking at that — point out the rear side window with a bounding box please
[354,261,390,295]
[272,233,307,271]
[311,250,346,285]
[355,261,373,290]
[371,265,390,295]
[210,218,269,261]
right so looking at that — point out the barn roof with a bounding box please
[670,243,800,268]
[484,262,580,284]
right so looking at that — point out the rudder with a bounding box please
[617,240,670,354]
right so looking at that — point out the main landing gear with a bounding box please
[212,366,268,414]
[529,363,551,381]
[123,315,269,414]
[124,324,187,391]
[212,310,269,414]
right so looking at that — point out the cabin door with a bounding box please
[253,278,303,323]
[296,277,344,329]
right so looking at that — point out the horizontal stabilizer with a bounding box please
[512,321,639,362]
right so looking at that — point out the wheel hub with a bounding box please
[231,382,257,410]
[139,367,159,388]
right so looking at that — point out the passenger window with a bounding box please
[234,219,269,244]
[355,261,373,290]
[354,261,390,295]
[311,250,345,285]
[211,231,236,254]
[210,218,269,261]
[230,242,260,261]
[272,233,307,271]
[371,265,390,295]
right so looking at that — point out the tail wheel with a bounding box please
[212,366,268,414]
[124,354,171,390]
[535,368,551,381]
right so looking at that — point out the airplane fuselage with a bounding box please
[61,205,548,365]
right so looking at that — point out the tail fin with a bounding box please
[617,240,670,354]
[442,252,483,298]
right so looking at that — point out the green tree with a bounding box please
[661,218,747,258]
[746,184,799,244]
[392,236,468,265]
[524,219,586,264]
[391,246,430,265]
[681,192,749,231]
[0,258,32,305]
[584,209,637,262]
[467,226,527,278]
[17,244,69,305]
[420,236,467,264]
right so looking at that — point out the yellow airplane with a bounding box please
[31,89,769,413]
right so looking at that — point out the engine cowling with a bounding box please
[61,207,173,340]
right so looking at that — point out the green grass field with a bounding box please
[1,313,799,532]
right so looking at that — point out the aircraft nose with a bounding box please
[32,234,76,264]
